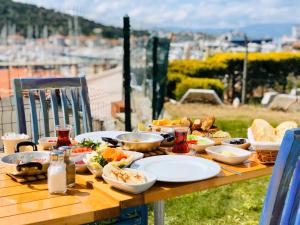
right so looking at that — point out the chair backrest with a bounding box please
[13,76,93,143]
[260,128,300,225]
[280,157,300,224]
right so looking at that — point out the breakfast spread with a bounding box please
[152,117,192,127]
[84,143,133,177]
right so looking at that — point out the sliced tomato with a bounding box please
[113,152,128,161]
[187,140,197,144]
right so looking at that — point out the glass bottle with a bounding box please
[48,151,67,194]
[59,146,76,187]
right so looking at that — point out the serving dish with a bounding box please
[221,138,250,150]
[113,132,165,152]
[1,151,50,175]
[205,145,252,165]
[187,135,215,152]
[38,137,78,150]
[131,155,221,182]
[84,148,144,177]
[102,165,156,194]
[74,160,89,173]
[75,131,128,143]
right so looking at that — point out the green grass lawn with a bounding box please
[148,118,271,225]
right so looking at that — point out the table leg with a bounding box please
[154,200,165,225]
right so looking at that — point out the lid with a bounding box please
[58,146,72,156]
[50,150,64,161]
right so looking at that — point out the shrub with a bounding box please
[168,52,300,101]
[167,72,186,99]
[174,77,224,100]
[168,59,227,78]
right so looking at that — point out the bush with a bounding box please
[168,60,227,78]
[174,77,224,100]
[168,52,300,101]
[167,72,186,99]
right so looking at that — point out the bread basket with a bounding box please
[247,128,280,164]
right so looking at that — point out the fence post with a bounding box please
[152,37,158,120]
[123,15,131,131]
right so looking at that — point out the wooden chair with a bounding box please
[13,76,93,143]
[259,128,300,225]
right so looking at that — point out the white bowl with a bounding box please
[102,166,156,194]
[38,137,57,150]
[74,161,89,173]
[38,137,78,150]
[188,137,215,152]
[205,145,252,165]
[221,138,251,150]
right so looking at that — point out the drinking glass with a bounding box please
[172,127,189,153]
[55,125,72,148]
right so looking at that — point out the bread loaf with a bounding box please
[251,119,276,142]
[275,121,298,142]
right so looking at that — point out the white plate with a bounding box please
[75,131,128,143]
[205,145,252,165]
[131,155,220,182]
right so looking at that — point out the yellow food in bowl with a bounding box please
[220,151,238,157]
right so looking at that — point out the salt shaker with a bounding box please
[48,151,67,194]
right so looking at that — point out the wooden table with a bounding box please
[0,152,272,225]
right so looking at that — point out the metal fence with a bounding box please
[0,91,107,148]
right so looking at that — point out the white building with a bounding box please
[292,25,300,40]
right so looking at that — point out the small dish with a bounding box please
[187,135,215,152]
[221,138,251,150]
[74,160,89,173]
[102,165,156,194]
[38,137,78,150]
[164,147,196,156]
[38,137,57,150]
[205,145,252,165]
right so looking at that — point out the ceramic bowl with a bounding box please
[205,145,252,165]
[221,138,251,150]
[188,136,215,152]
[102,166,156,194]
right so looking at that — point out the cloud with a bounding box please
[13,0,300,29]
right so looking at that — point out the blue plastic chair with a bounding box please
[13,76,93,143]
[280,156,300,225]
[260,128,300,225]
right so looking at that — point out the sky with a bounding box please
[14,0,300,30]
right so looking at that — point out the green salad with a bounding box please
[187,135,211,145]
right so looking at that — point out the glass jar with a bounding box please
[48,151,67,194]
[55,125,72,148]
[59,146,76,187]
